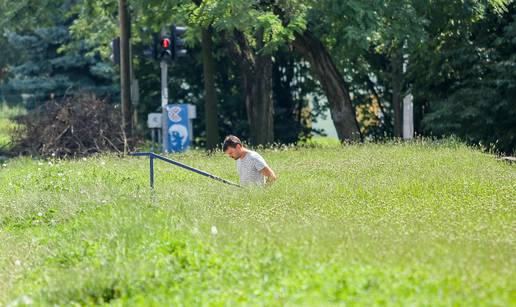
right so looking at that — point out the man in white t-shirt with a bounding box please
[223,135,277,186]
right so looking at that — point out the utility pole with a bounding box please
[119,0,132,149]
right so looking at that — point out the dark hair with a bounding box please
[223,135,242,151]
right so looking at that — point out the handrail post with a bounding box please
[129,151,242,190]
[150,152,155,192]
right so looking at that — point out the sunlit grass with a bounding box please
[0,103,26,149]
[0,140,514,305]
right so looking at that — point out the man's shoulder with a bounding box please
[246,149,258,156]
[247,150,265,160]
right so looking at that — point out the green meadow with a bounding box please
[0,140,514,305]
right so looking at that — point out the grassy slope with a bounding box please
[0,140,514,305]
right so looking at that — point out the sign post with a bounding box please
[147,113,162,152]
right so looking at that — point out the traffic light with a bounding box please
[159,33,173,59]
[143,33,158,60]
[171,25,188,59]
[151,25,188,62]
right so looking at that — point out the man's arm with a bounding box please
[260,166,277,184]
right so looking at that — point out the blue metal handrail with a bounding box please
[130,152,242,190]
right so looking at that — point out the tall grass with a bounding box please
[0,103,26,150]
[0,140,514,305]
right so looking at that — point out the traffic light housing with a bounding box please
[172,25,187,59]
[150,25,188,62]
[159,33,173,59]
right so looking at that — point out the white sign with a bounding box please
[147,113,162,128]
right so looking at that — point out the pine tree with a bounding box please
[4,24,116,108]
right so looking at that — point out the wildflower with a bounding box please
[21,295,33,305]
[211,226,218,235]
[37,212,43,217]
[14,260,21,266]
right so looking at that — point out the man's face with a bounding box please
[225,145,241,160]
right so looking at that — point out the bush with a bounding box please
[10,93,133,157]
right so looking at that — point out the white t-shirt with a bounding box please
[236,150,268,186]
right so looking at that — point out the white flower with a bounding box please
[7,295,33,307]
[14,260,22,266]
[210,226,218,235]
[2,164,6,167]
[21,295,33,305]
[37,212,43,217]
[38,162,43,166]
[101,161,106,165]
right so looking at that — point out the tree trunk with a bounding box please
[243,55,274,145]
[118,0,132,143]
[391,47,404,138]
[273,51,302,144]
[293,30,361,142]
[227,29,274,145]
[201,27,220,150]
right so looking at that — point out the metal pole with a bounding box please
[157,129,162,152]
[150,153,155,191]
[160,61,169,153]
[150,129,155,152]
[152,153,242,188]
[119,0,132,143]
[129,152,242,188]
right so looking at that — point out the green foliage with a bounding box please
[1,0,117,108]
[416,3,516,154]
[0,141,514,304]
[1,0,514,150]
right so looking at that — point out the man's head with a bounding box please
[223,135,244,160]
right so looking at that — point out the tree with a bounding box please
[118,0,133,140]
[0,0,117,107]
[417,2,516,154]
[293,30,362,141]
[272,49,321,144]
[4,26,116,107]
[201,27,221,150]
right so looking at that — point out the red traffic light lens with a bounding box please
[162,38,171,48]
